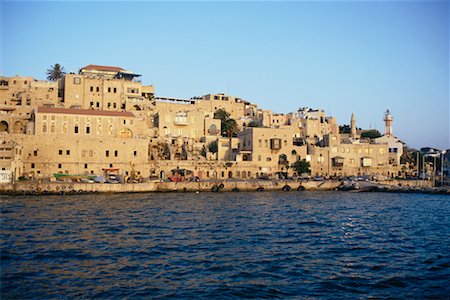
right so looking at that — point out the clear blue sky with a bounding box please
[1,1,449,150]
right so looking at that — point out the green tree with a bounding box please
[360,130,382,139]
[46,63,66,81]
[213,109,230,121]
[214,109,239,137]
[291,159,311,175]
[207,141,218,154]
[339,124,351,134]
[248,120,263,127]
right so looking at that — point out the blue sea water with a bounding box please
[1,191,449,299]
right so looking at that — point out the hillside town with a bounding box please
[0,64,446,186]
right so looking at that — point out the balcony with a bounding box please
[332,156,344,167]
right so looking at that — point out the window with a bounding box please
[90,102,94,107]
[34,150,38,156]
[42,123,47,133]
[74,126,79,133]
[86,127,90,134]
[82,150,86,157]
[31,163,35,168]
[107,103,111,108]
[90,86,94,92]
[113,103,117,108]
[108,87,111,93]
[73,77,81,84]
[96,87,99,92]
[106,150,109,157]
[134,151,137,156]
[59,150,63,155]
[96,102,100,108]
[66,150,70,155]
[114,150,118,157]
[89,150,93,157]
[113,88,117,93]
[109,164,113,168]
[58,164,62,169]
[84,164,88,169]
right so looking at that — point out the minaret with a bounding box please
[384,109,393,136]
[350,113,356,138]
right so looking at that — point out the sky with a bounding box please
[1,1,449,150]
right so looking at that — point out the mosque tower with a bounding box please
[350,113,357,138]
[384,109,393,136]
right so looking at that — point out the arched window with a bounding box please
[0,121,8,132]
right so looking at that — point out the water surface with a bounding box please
[1,191,449,298]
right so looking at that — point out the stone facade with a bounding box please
[0,64,405,182]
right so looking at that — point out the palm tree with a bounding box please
[46,63,66,81]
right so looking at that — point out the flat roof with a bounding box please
[36,107,134,117]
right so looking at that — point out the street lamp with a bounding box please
[441,150,447,187]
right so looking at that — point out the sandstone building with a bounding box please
[0,64,404,182]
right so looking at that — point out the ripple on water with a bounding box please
[1,191,450,298]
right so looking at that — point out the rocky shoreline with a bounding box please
[0,179,448,196]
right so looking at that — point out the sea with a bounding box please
[1,191,449,299]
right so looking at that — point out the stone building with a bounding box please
[0,64,407,183]
[60,65,154,112]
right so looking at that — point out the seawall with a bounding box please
[1,180,342,194]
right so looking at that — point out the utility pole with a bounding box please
[416,151,419,179]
